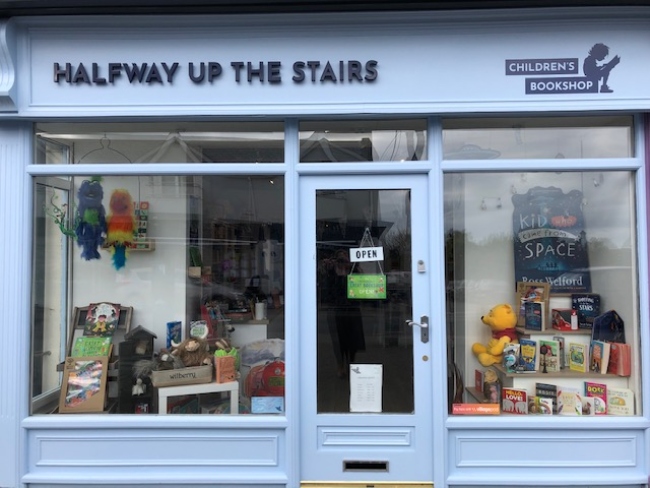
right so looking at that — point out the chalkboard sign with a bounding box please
[512,186,591,294]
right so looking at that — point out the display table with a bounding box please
[157,381,239,415]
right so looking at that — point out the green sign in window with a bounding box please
[347,274,387,299]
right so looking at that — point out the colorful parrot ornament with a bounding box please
[74,177,107,260]
[105,189,136,270]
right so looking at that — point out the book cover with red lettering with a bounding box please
[607,342,632,377]
[584,381,607,415]
[501,387,528,414]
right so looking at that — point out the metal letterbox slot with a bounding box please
[343,460,389,472]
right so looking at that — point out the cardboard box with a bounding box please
[151,365,213,387]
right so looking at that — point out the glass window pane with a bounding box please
[445,171,642,416]
[32,180,71,413]
[35,122,284,164]
[316,189,413,413]
[300,119,427,162]
[442,116,633,159]
[32,172,285,415]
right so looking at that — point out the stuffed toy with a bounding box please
[106,189,136,270]
[131,349,185,383]
[171,337,213,367]
[471,303,518,367]
[74,177,107,260]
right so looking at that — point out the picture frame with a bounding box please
[515,281,550,327]
[67,304,133,358]
[58,356,109,413]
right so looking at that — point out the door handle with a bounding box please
[405,316,429,343]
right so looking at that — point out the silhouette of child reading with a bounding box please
[583,43,620,93]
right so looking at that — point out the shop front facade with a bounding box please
[0,5,649,488]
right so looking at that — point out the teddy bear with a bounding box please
[471,303,519,367]
[171,337,213,367]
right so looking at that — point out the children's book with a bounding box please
[166,321,182,348]
[552,335,566,369]
[474,369,484,392]
[528,396,553,415]
[71,336,113,357]
[524,301,544,331]
[571,293,600,329]
[607,342,632,377]
[517,338,537,372]
[568,342,588,373]
[580,396,596,416]
[591,309,625,343]
[557,386,582,416]
[83,302,120,337]
[516,281,550,327]
[501,387,528,414]
[551,308,575,331]
[607,387,635,416]
[589,340,611,374]
[535,382,558,414]
[539,339,560,373]
[584,381,608,415]
[502,343,520,373]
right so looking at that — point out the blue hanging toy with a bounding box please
[74,177,107,260]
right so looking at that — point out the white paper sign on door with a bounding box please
[349,364,383,413]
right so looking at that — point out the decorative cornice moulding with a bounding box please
[0,21,17,112]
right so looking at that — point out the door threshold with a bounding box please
[301,483,433,488]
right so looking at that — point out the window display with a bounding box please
[445,169,641,416]
[32,123,285,415]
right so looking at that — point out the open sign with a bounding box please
[349,246,384,263]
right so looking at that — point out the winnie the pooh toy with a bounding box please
[471,303,518,367]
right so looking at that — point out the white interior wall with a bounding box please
[71,140,189,351]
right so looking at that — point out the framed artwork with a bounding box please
[67,304,133,357]
[58,356,109,413]
[515,281,550,327]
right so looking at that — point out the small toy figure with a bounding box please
[132,378,146,396]
[105,189,136,270]
[75,178,107,260]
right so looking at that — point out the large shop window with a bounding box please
[32,123,285,415]
[444,115,642,417]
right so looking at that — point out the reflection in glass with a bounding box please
[316,189,414,413]
[301,119,427,162]
[35,121,285,164]
[443,116,633,159]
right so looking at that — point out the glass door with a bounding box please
[299,175,433,484]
